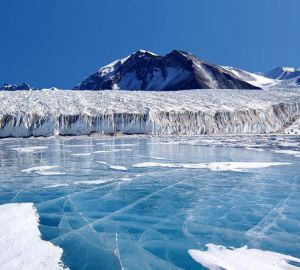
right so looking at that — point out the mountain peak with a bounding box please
[282,67,297,72]
[166,50,194,58]
[74,50,261,91]
[131,50,157,57]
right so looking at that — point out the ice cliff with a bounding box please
[0,89,300,137]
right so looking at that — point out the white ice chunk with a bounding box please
[0,203,66,270]
[22,165,65,175]
[273,150,300,158]
[97,161,128,171]
[110,165,128,171]
[44,183,69,188]
[132,162,291,172]
[12,146,48,153]
[74,179,111,185]
[245,147,265,152]
[189,244,300,270]
[70,153,92,156]
[93,149,132,154]
[120,177,134,181]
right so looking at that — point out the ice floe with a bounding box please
[0,203,66,270]
[245,147,265,152]
[188,244,300,270]
[12,146,48,153]
[110,165,128,171]
[273,150,300,158]
[44,183,69,188]
[74,179,111,185]
[150,156,167,160]
[93,149,132,154]
[132,162,291,172]
[120,177,134,181]
[97,161,128,171]
[93,150,116,153]
[22,165,65,175]
[70,152,92,156]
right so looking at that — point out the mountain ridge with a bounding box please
[74,50,261,91]
[1,50,300,91]
[0,83,36,91]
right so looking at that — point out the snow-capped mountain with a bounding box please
[263,67,300,87]
[0,83,36,91]
[74,50,261,90]
[222,66,300,90]
[265,67,300,80]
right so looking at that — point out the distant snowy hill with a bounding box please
[223,66,300,90]
[263,67,300,88]
[0,83,36,91]
[74,50,261,90]
[265,67,300,80]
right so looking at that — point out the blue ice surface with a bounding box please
[0,135,300,270]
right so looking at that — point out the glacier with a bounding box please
[1,89,300,137]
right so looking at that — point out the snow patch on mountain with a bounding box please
[222,66,278,89]
[265,67,300,80]
[223,66,300,90]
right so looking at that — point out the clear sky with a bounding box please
[0,0,299,88]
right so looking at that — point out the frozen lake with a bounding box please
[0,135,300,270]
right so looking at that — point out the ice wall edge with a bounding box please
[0,102,299,137]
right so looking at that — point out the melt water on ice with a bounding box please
[0,135,300,270]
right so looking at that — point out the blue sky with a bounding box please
[0,0,299,88]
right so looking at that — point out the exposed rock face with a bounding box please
[74,50,261,90]
[0,90,299,137]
